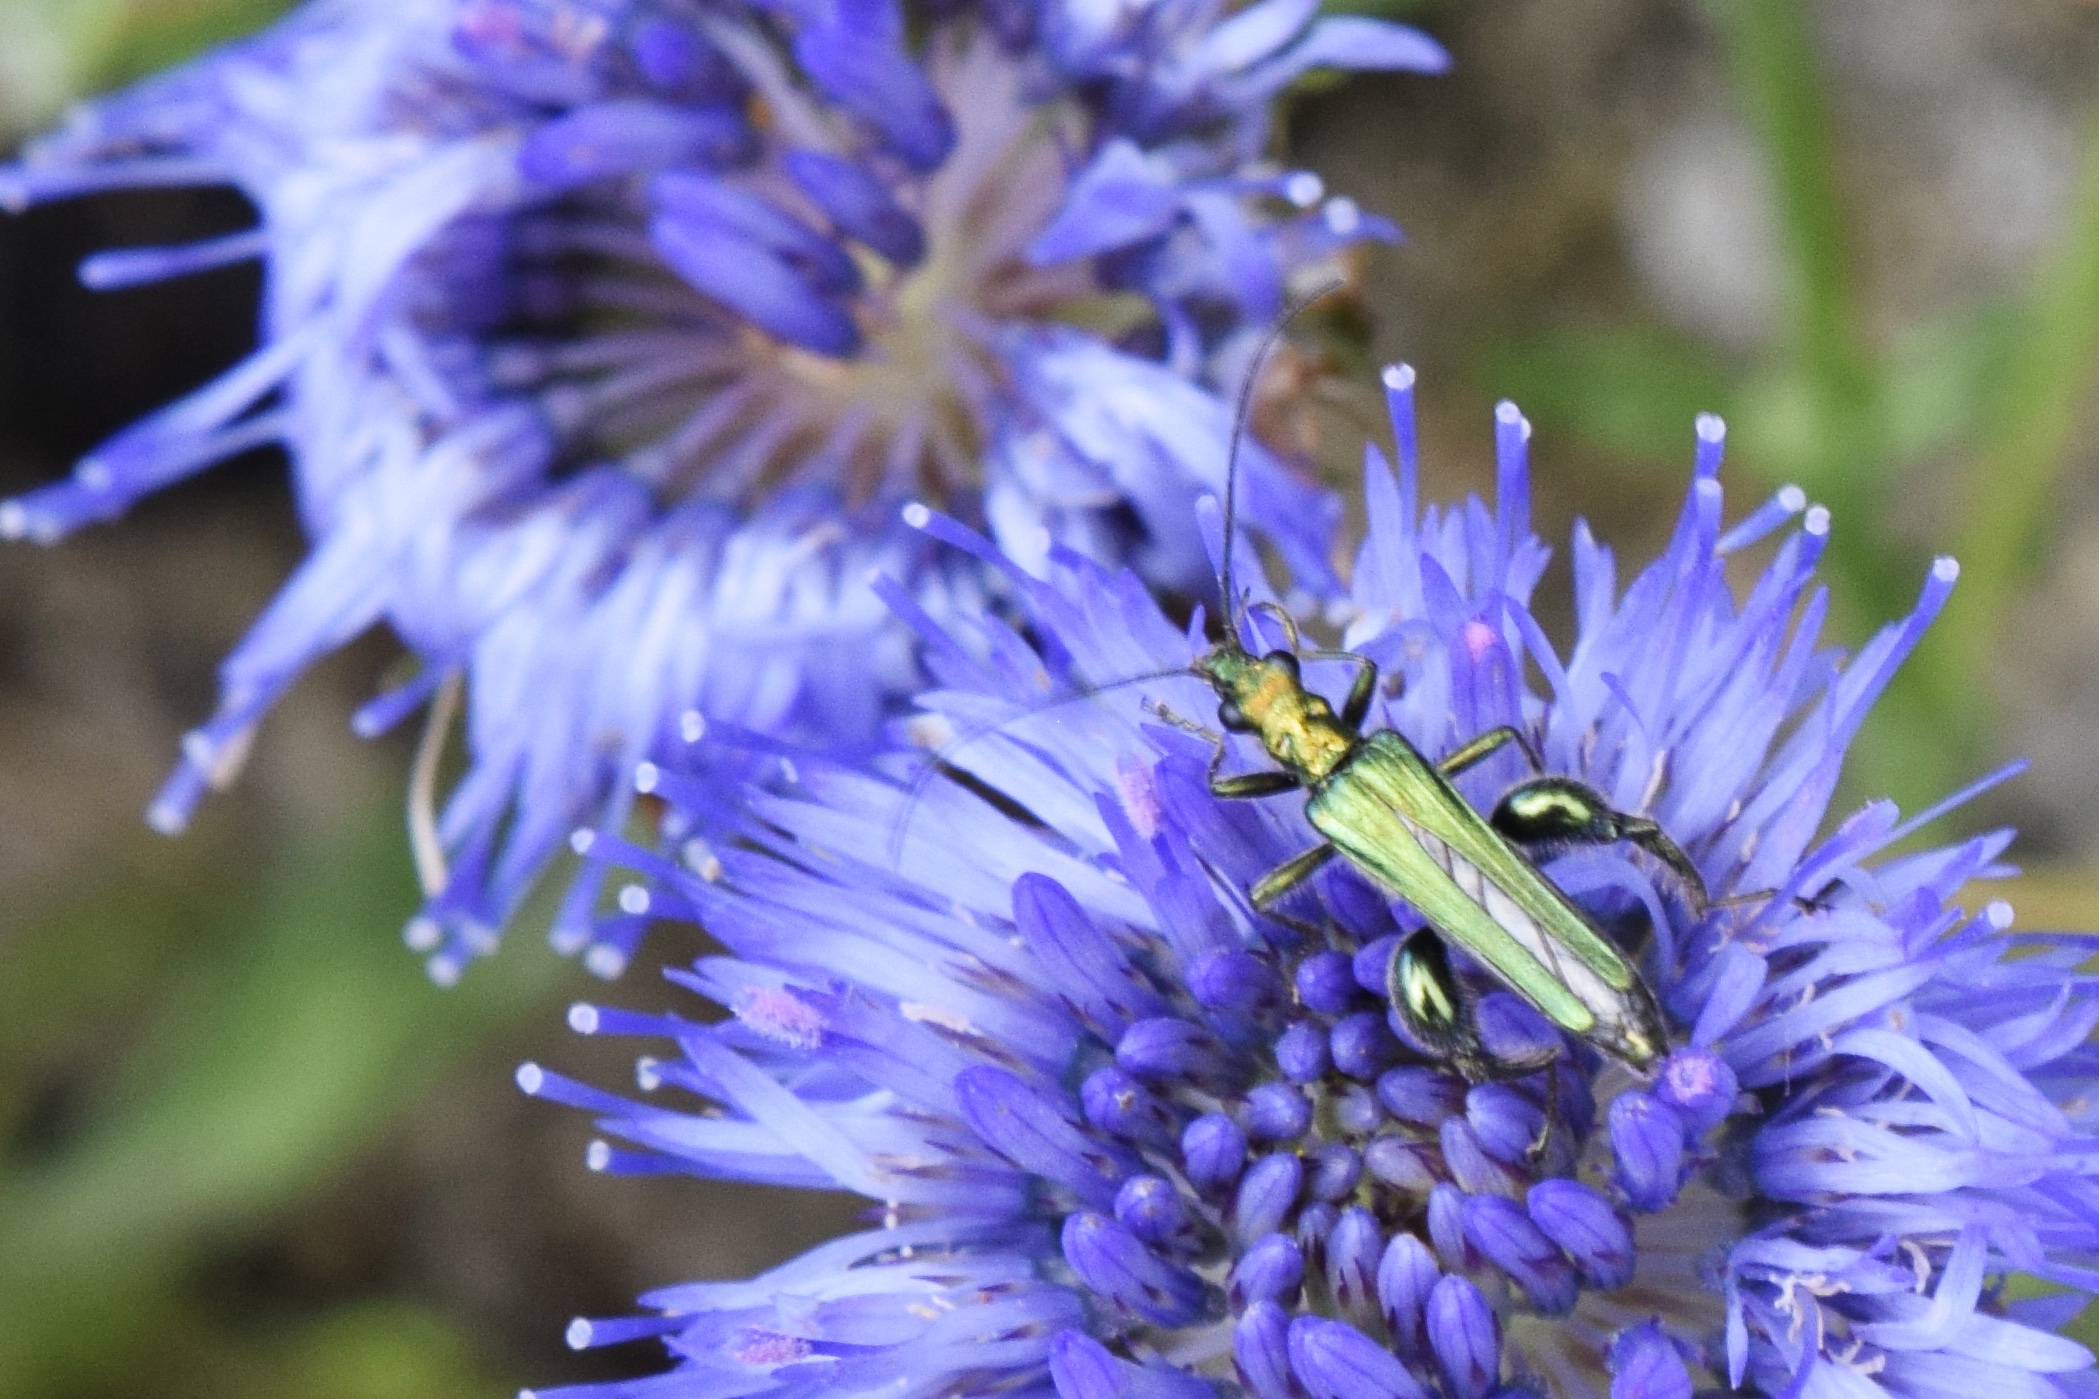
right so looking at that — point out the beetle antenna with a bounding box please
[1218,280,1342,651]
[887,666,1202,870]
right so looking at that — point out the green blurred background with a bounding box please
[4,1,2099,1395]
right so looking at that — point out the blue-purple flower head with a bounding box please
[0,0,1442,979]
[521,369,2099,1398]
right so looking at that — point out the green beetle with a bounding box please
[1180,334,1698,1076]
[1190,636,1681,1072]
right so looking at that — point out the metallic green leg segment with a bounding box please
[1158,702,1295,800]
[1213,769,1301,799]
[1439,725,1541,780]
[1251,842,1337,909]
[1618,815,1712,912]
[1295,649,1380,732]
[1339,660,1378,732]
[1388,932,1563,1084]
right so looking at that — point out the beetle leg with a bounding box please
[1523,1062,1567,1167]
[1337,655,1378,731]
[1197,723,1301,801]
[1214,770,1302,799]
[1439,725,1541,779]
[1475,1039,1563,1081]
[1617,815,1712,914]
[1296,649,1381,733]
[1713,886,1827,916]
[1497,780,1715,919]
[1246,599,1303,651]
[1250,842,1337,910]
[1148,700,1221,744]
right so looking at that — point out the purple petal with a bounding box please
[1654,1046,1738,1135]
[1331,1010,1402,1079]
[1181,1113,1248,1192]
[520,99,748,188]
[1460,1193,1579,1315]
[1242,18,1449,97]
[1297,949,1365,1013]
[1234,1301,1296,1399]
[652,173,860,293]
[954,1065,1132,1210]
[1466,1082,1547,1165]
[1015,873,1167,1033]
[1427,1184,1473,1271]
[1189,947,1283,1013]
[1608,1091,1687,1213]
[791,17,954,170]
[1377,1231,1441,1358]
[1607,1322,1691,1399]
[1049,1330,1217,1399]
[1234,1152,1304,1244]
[1426,1275,1501,1399]
[1326,1206,1385,1325]
[1307,1142,1364,1202]
[1364,1137,1439,1193]
[1230,1232,1305,1309]
[1062,1212,1208,1326]
[1473,992,1564,1068]
[1028,139,1182,264]
[1277,1020,1333,1082]
[1082,1065,1179,1149]
[1526,1178,1635,1290]
[1244,1082,1313,1144]
[784,149,925,267]
[1287,1315,1430,1399]
[1114,1174,1190,1248]
[649,212,858,357]
[1377,1066,1466,1127]
[1119,1016,1232,1089]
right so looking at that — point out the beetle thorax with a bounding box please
[1204,649,1354,782]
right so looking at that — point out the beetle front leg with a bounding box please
[1338,657,1378,732]
[1204,730,1300,801]
[1250,842,1337,909]
[1213,769,1301,800]
[1295,649,1379,733]
[1439,725,1541,779]
[1149,700,1221,744]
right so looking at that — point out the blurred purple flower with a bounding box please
[1,0,1442,979]
[522,369,2099,1397]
